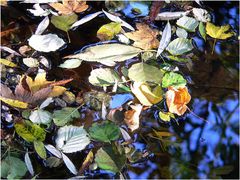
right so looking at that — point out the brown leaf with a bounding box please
[0,83,14,99]
[124,104,142,131]
[79,150,94,174]
[124,23,159,50]
[50,0,88,15]
[18,45,31,56]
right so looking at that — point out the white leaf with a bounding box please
[61,152,78,175]
[176,16,199,32]
[24,152,34,176]
[35,16,49,35]
[194,0,201,6]
[192,8,211,22]
[0,46,21,56]
[166,38,193,55]
[55,125,90,153]
[120,127,131,142]
[23,57,39,68]
[40,97,53,109]
[28,33,65,52]
[27,4,50,17]
[116,34,130,44]
[45,144,62,158]
[155,11,190,21]
[29,109,52,125]
[39,56,50,68]
[176,27,188,38]
[157,21,171,57]
[102,10,135,31]
[101,101,107,120]
[59,59,82,69]
[71,11,102,29]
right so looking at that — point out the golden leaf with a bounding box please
[166,86,191,116]
[206,22,234,40]
[0,58,17,67]
[124,23,159,50]
[124,104,142,131]
[50,0,88,15]
[79,150,94,174]
[0,96,28,109]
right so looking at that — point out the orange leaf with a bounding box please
[124,104,142,131]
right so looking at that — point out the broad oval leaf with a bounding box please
[55,125,90,153]
[176,16,199,32]
[97,22,122,41]
[166,38,193,55]
[34,140,47,159]
[29,109,52,125]
[162,72,187,88]
[65,43,142,66]
[59,59,82,69]
[61,152,78,175]
[128,62,163,84]
[88,120,121,143]
[176,27,188,38]
[28,33,66,52]
[24,152,34,176]
[206,22,234,40]
[51,13,78,32]
[157,21,171,57]
[155,11,190,21]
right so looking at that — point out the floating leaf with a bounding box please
[34,140,47,159]
[124,23,159,50]
[51,13,78,32]
[14,120,46,142]
[124,104,142,131]
[199,22,206,41]
[35,16,49,35]
[24,152,34,176]
[97,22,122,41]
[128,62,163,84]
[61,152,78,175]
[176,16,199,32]
[28,34,66,52]
[53,107,80,126]
[89,68,120,87]
[0,58,17,67]
[45,144,62,158]
[95,145,126,173]
[166,38,193,55]
[79,150,94,174]
[88,120,120,143]
[23,58,39,68]
[29,109,52,125]
[157,21,171,57]
[27,3,50,17]
[176,27,188,38]
[206,22,234,40]
[158,111,175,122]
[65,43,142,66]
[55,125,90,153]
[192,8,211,23]
[162,72,187,88]
[0,96,28,109]
[59,59,82,69]
[155,11,190,21]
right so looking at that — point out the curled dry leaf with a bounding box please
[166,86,191,116]
[124,104,142,131]
[50,0,88,15]
[124,23,159,50]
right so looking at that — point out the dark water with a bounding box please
[1,1,239,179]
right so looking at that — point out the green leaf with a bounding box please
[55,125,90,153]
[59,59,83,69]
[51,13,78,32]
[1,156,27,179]
[158,111,175,122]
[14,120,46,142]
[34,140,47,159]
[95,145,126,173]
[88,120,120,143]
[88,68,121,87]
[97,22,122,41]
[53,107,80,127]
[29,109,52,125]
[167,55,189,62]
[176,16,199,32]
[128,62,163,84]
[199,22,206,41]
[166,38,193,55]
[162,72,187,88]
[65,43,142,66]
[176,27,188,38]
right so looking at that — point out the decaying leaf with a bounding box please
[155,11,190,21]
[0,58,17,67]
[97,22,122,41]
[166,86,191,116]
[124,104,142,131]
[79,150,94,174]
[50,0,88,15]
[206,22,234,40]
[124,23,159,50]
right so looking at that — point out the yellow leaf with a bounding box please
[30,72,49,92]
[0,58,17,67]
[206,22,234,40]
[153,129,173,137]
[48,86,66,97]
[97,22,122,41]
[0,96,28,109]
[79,150,94,174]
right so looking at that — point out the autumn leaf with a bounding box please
[50,0,88,15]
[97,22,122,41]
[79,150,94,174]
[206,22,234,40]
[0,97,28,109]
[124,104,142,131]
[166,86,191,116]
[0,58,17,67]
[124,23,159,50]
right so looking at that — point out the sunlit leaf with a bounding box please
[176,16,199,32]
[155,11,190,21]
[158,111,175,122]
[166,38,193,55]
[176,27,188,38]
[0,58,17,67]
[59,59,83,69]
[23,58,39,68]
[162,72,187,88]
[61,152,78,175]
[199,22,206,41]
[35,16,49,35]
[45,144,62,158]
[0,96,28,109]
[51,13,78,32]
[29,109,52,125]
[24,152,34,176]
[192,8,211,23]
[97,22,122,41]
[34,140,47,159]
[79,150,94,174]
[206,22,234,40]
[53,107,80,126]
[157,21,171,57]
[124,104,142,131]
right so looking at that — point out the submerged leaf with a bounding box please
[206,22,234,40]
[97,22,122,41]
[157,21,171,57]
[51,13,78,32]
[166,38,193,55]
[162,72,187,88]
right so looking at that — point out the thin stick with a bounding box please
[211,39,217,54]
[66,31,71,43]
[187,107,210,124]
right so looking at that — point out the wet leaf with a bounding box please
[153,129,173,137]
[95,145,126,173]
[45,144,62,158]
[28,34,66,52]
[124,23,159,50]
[59,59,82,68]
[61,152,78,175]
[88,120,120,143]
[0,58,17,67]
[39,97,54,109]
[162,72,187,88]
[23,58,39,68]
[166,86,191,116]
[176,16,199,32]
[166,38,193,55]
[65,43,142,66]
[206,22,234,40]
[14,120,46,142]
[88,68,120,87]
[128,62,163,84]
[53,107,80,126]
[199,22,206,41]
[51,13,78,32]
[157,21,171,57]
[124,104,142,131]
[45,157,62,168]
[1,156,27,179]
[24,152,34,176]
[79,150,94,174]
[34,140,47,159]
[97,22,122,41]
[155,11,190,21]
[0,96,28,109]
[192,8,211,23]
[35,16,49,35]
[29,109,52,125]
[158,111,175,122]
[176,27,188,38]
[27,3,50,17]
[50,0,88,15]
[55,125,90,153]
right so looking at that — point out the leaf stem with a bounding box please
[211,39,217,54]
[67,31,71,43]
